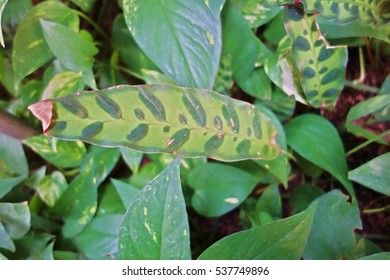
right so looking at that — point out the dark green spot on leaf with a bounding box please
[82,122,103,139]
[318,47,333,62]
[252,112,262,139]
[236,139,251,156]
[179,114,187,125]
[295,36,311,52]
[302,67,316,79]
[182,92,206,127]
[95,95,122,119]
[213,116,223,130]
[134,108,145,121]
[59,97,88,119]
[166,129,190,151]
[320,69,342,85]
[138,88,166,122]
[49,121,67,134]
[204,134,224,154]
[127,124,149,142]
[222,103,240,134]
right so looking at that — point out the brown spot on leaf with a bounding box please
[28,100,53,133]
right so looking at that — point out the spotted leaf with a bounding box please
[29,84,280,162]
[284,4,347,108]
[266,0,390,28]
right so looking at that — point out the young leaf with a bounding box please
[42,71,85,99]
[119,158,191,260]
[304,190,363,260]
[349,152,390,196]
[187,163,259,217]
[198,202,316,260]
[284,4,347,108]
[53,146,120,238]
[23,135,86,168]
[0,0,8,47]
[122,0,222,89]
[120,147,143,174]
[12,1,79,83]
[37,171,68,208]
[111,179,139,209]
[74,214,123,260]
[285,114,355,197]
[70,0,96,12]
[29,84,280,162]
[40,19,98,89]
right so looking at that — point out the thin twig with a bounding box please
[0,109,39,140]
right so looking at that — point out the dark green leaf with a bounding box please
[198,202,316,259]
[10,233,54,259]
[23,135,86,168]
[12,1,79,83]
[304,190,363,259]
[188,163,259,217]
[97,182,126,215]
[70,0,96,12]
[0,202,30,252]
[360,252,390,260]
[119,158,191,260]
[122,0,222,88]
[239,67,272,101]
[0,134,28,198]
[255,183,282,224]
[285,114,355,197]
[29,84,281,162]
[289,184,325,215]
[74,214,122,260]
[349,152,390,196]
[2,0,32,28]
[53,146,120,238]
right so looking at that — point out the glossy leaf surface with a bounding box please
[304,190,363,259]
[0,134,28,199]
[349,152,390,196]
[119,158,191,260]
[188,163,259,217]
[0,202,30,252]
[74,214,122,260]
[29,84,280,162]
[24,135,86,168]
[122,0,223,89]
[198,203,316,259]
[284,4,347,108]
[53,146,120,238]
[285,114,355,197]
[12,1,79,83]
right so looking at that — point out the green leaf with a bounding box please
[360,252,390,260]
[29,84,281,162]
[255,183,282,224]
[120,147,143,174]
[0,202,30,252]
[222,1,260,83]
[122,0,222,88]
[53,146,120,238]
[239,67,272,101]
[12,1,79,83]
[74,214,122,260]
[285,114,355,197]
[40,19,98,89]
[111,179,139,209]
[289,184,325,215]
[23,135,86,168]
[70,0,96,12]
[2,0,32,28]
[0,134,28,199]
[97,182,126,215]
[346,95,390,143]
[213,54,233,95]
[304,190,363,259]
[284,4,347,108]
[0,49,17,96]
[231,0,282,28]
[259,87,296,122]
[112,15,159,80]
[42,71,85,99]
[36,171,68,208]
[0,0,8,47]
[10,233,54,259]
[198,202,316,259]
[255,104,290,187]
[349,152,390,196]
[188,163,259,217]
[119,158,191,260]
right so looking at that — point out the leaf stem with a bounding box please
[346,129,390,156]
[344,81,380,94]
[363,205,390,214]
[75,10,111,44]
[0,109,39,140]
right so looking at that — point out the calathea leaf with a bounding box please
[284,4,347,109]
[28,84,280,162]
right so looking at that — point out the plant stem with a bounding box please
[0,109,39,140]
[363,205,390,214]
[346,129,390,156]
[75,10,111,44]
[344,81,380,94]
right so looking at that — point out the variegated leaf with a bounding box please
[284,4,347,108]
[29,84,280,162]
[266,0,390,27]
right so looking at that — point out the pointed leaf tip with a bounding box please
[28,100,53,133]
